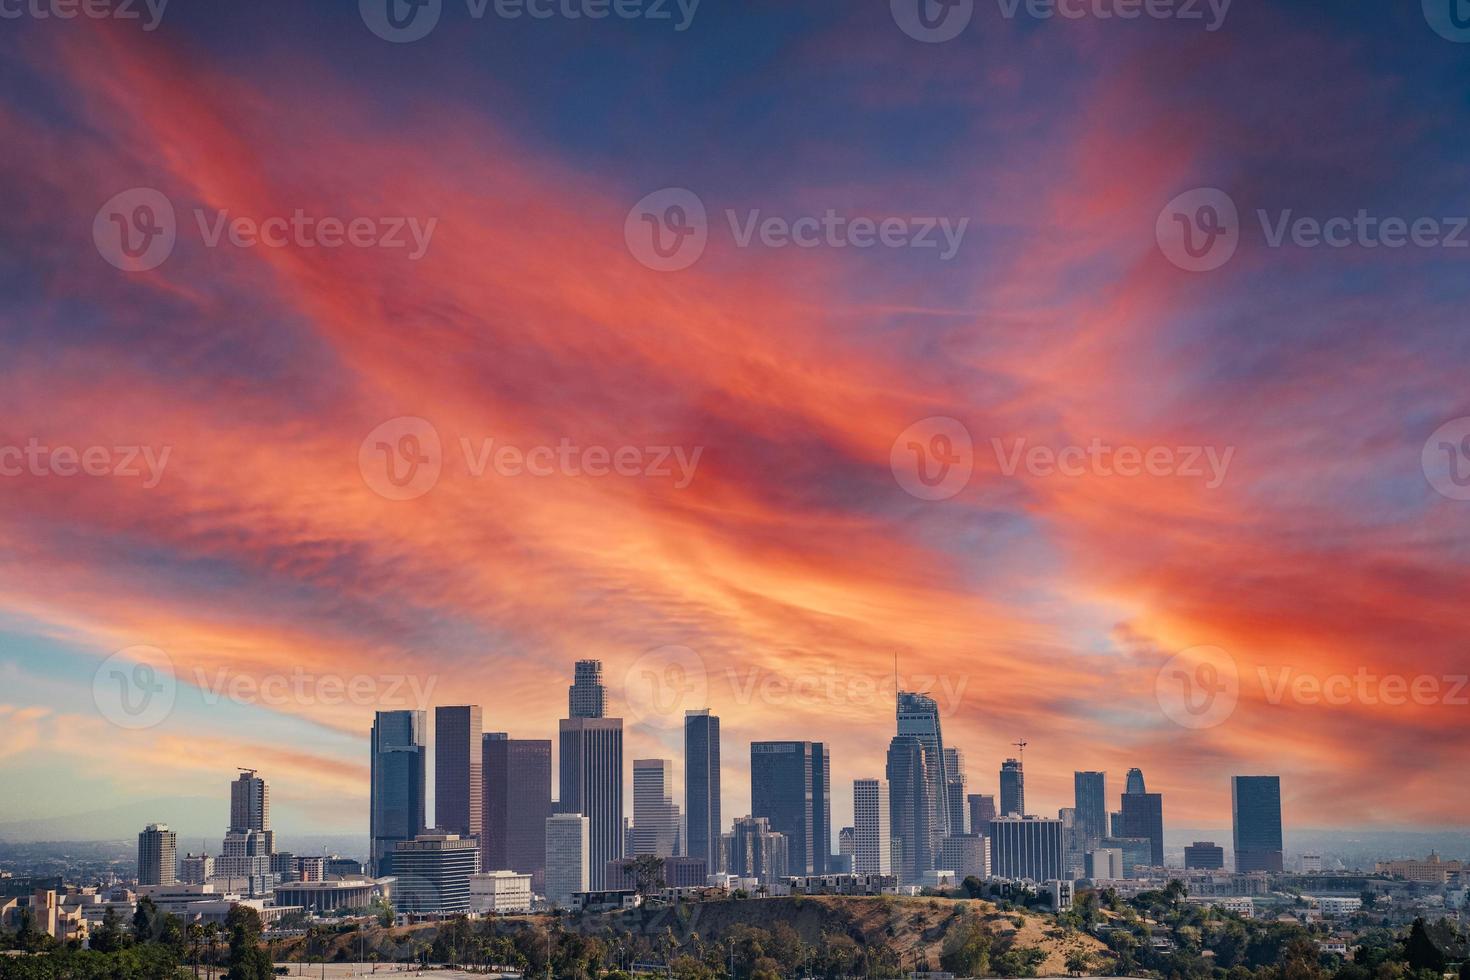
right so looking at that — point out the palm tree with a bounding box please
[189,922,205,980]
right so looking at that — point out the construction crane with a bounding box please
[1012,739,1028,765]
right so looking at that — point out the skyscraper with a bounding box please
[1185,841,1226,870]
[886,735,932,885]
[1000,759,1025,817]
[1121,773,1164,868]
[559,715,623,889]
[968,794,997,834]
[853,778,891,875]
[482,734,552,889]
[1232,776,1284,873]
[568,660,606,718]
[944,747,967,837]
[436,706,483,839]
[137,824,177,886]
[544,814,590,909]
[750,741,830,874]
[684,710,722,872]
[371,710,427,876]
[897,692,950,847]
[722,816,789,885]
[391,834,481,914]
[230,770,272,847]
[632,759,680,857]
[1073,771,1107,847]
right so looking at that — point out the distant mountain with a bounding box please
[0,797,222,844]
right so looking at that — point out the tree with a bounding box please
[1406,919,1446,974]
[939,917,994,978]
[92,906,131,954]
[1066,950,1093,976]
[226,905,275,980]
[620,855,668,898]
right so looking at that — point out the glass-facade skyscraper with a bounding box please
[435,705,483,839]
[371,710,427,876]
[482,734,551,890]
[886,735,932,885]
[1000,758,1025,817]
[1232,775,1284,872]
[750,740,830,874]
[897,692,949,847]
[684,710,722,872]
[1074,771,1107,848]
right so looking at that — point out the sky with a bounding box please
[1,0,1469,847]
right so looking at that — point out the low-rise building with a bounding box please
[271,879,390,915]
[469,872,533,914]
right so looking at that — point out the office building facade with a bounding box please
[545,814,590,909]
[370,710,427,876]
[852,778,891,875]
[1000,759,1025,817]
[137,824,177,886]
[684,710,722,873]
[897,692,950,845]
[1185,841,1226,870]
[989,817,1064,882]
[482,734,552,890]
[632,758,680,857]
[944,747,967,837]
[886,735,932,885]
[559,716,623,889]
[1073,771,1107,848]
[1232,776,1284,873]
[392,834,481,914]
[750,741,830,874]
[435,706,483,839]
[568,660,606,718]
[722,816,789,885]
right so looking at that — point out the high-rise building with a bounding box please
[137,824,177,886]
[944,747,967,837]
[230,770,272,850]
[853,778,891,875]
[1085,848,1123,879]
[568,660,606,719]
[559,715,623,889]
[1120,774,1164,868]
[1125,768,1146,795]
[1073,772,1107,848]
[989,817,1064,882]
[1101,836,1153,878]
[632,759,680,857]
[886,735,932,885]
[999,759,1025,817]
[178,853,214,885]
[1232,776,1284,873]
[722,816,789,885]
[435,706,483,839]
[544,814,590,908]
[684,710,722,873]
[838,827,857,859]
[391,834,481,914]
[897,692,950,848]
[371,710,427,876]
[750,741,830,874]
[218,829,274,897]
[940,834,990,879]
[1109,810,1123,837]
[967,794,997,834]
[1184,841,1226,870]
[482,734,552,890]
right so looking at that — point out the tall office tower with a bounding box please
[1125,768,1146,795]
[544,814,590,909]
[1232,776,1284,873]
[137,824,177,886]
[435,706,484,839]
[684,710,722,872]
[968,794,997,833]
[897,692,950,846]
[853,778,892,875]
[229,769,273,851]
[391,834,481,914]
[632,759,680,857]
[838,827,857,859]
[1184,841,1226,870]
[1073,771,1107,848]
[750,741,830,874]
[1109,811,1123,837]
[989,816,1064,882]
[722,816,789,885]
[1120,785,1165,868]
[568,660,606,719]
[1058,807,1084,878]
[482,734,552,890]
[999,759,1025,817]
[371,710,427,876]
[886,735,933,885]
[559,716,624,889]
[944,748,967,836]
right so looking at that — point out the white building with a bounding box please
[545,814,590,909]
[470,871,533,914]
[853,778,891,875]
[1086,848,1124,880]
[940,835,990,879]
[1311,896,1362,916]
[631,759,680,857]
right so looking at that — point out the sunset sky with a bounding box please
[1,0,1468,845]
